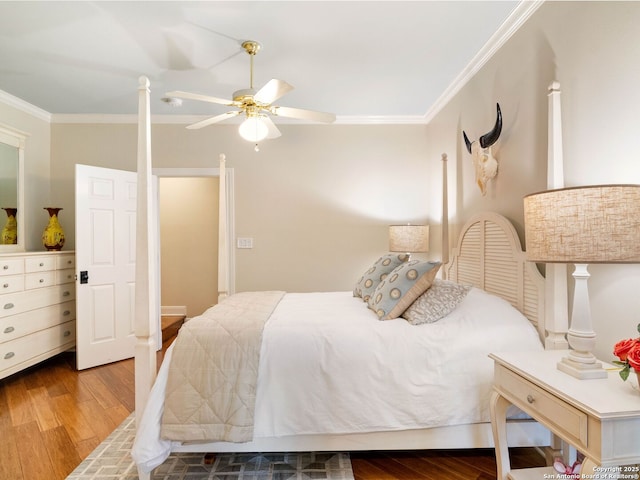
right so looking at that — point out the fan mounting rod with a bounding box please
[242,40,261,89]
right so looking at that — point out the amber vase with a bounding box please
[42,207,65,251]
[1,208,17,245]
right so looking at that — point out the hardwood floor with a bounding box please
[0,320,545,479]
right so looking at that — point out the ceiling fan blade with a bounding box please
[166,90,235,106]
[271,105,336,123]
[254,79,294,105]
[186,111,241,130]
[262,115,282,139]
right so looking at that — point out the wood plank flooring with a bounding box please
[0,320,545,479]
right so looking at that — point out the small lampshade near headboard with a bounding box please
[389,225,429,253]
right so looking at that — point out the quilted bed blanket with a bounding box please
[160,291,285,443]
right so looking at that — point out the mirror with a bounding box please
[0,124,26,252]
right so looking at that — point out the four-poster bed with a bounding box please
[131,77,568,478]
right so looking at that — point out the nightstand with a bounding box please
[490,350,640,480]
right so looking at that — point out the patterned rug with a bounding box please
[67,414,354,479]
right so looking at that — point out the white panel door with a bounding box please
[75,164,138,370]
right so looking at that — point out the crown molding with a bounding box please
[335,115,427,125]
[424,0,544,123]
[0,89,51,122]
[51,113,428,126]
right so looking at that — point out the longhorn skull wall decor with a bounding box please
[463,103,502,196]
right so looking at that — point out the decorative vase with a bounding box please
[42,207,65,251]
[1,208,17,245]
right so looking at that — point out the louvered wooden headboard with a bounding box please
[444,212,546,342]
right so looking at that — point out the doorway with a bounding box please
[154,168,235,319]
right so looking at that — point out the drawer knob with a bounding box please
[39,262,44,267]
[4,303,14,310]
[63,330,71,337]
[527,394,535,404]
[4,326,14,334]
[2,265,8,270]
[63,291,70,297]
[4,352,15,360]
[63,310,71,316]
[39,278,45,283]
[3,283,8,288]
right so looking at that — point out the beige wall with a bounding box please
[159,177,219,317]
[424,1,640,361]
[50,123,431,294]
[7,1,640,361]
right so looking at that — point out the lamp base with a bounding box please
[557,356,607,380]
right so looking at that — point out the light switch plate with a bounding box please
[237,237,253,249]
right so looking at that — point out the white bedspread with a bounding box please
[132,288,543,472]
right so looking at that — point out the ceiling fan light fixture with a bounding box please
[239,116,269,142]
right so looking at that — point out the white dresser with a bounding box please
[0,251,76,380]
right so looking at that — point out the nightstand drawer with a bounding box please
[495,364,588,447]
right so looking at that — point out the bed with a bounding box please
[130,77,569,479]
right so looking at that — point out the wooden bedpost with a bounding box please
[218,153,229,303]
[544,82,569,350]
[134,76,158,427]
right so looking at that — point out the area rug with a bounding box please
[67,414,354,479]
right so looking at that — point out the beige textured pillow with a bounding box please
[368,260,441,320]
[402,279,471,325]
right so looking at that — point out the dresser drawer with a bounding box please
[56,268,75,285]
[56,254,75,270]
[0,258,24,276]
[0,274,25,294]
[25,271,56,290]
[25,256,56,273]
[495,364,588,447]
[0,320,76,374]
[0,285,75,318]
[0,301,75,344]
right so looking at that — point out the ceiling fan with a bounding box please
[165,40,336,143]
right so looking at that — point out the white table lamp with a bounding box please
[524,184,640,379]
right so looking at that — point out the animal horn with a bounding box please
[479,103,502,148]
[463,131,472,154]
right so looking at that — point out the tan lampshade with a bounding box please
[523,184,640,263]
[389,225,429,253]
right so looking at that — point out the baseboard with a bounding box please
[161,306,187,316]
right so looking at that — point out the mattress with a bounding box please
[132,288,543,472]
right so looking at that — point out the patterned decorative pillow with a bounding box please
[368,260,441,320]
[402,279,471,325]
[353,253,409,302]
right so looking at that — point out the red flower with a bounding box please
[614,338,639,362]
[613,324,640,381]
[627,345,640,371]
